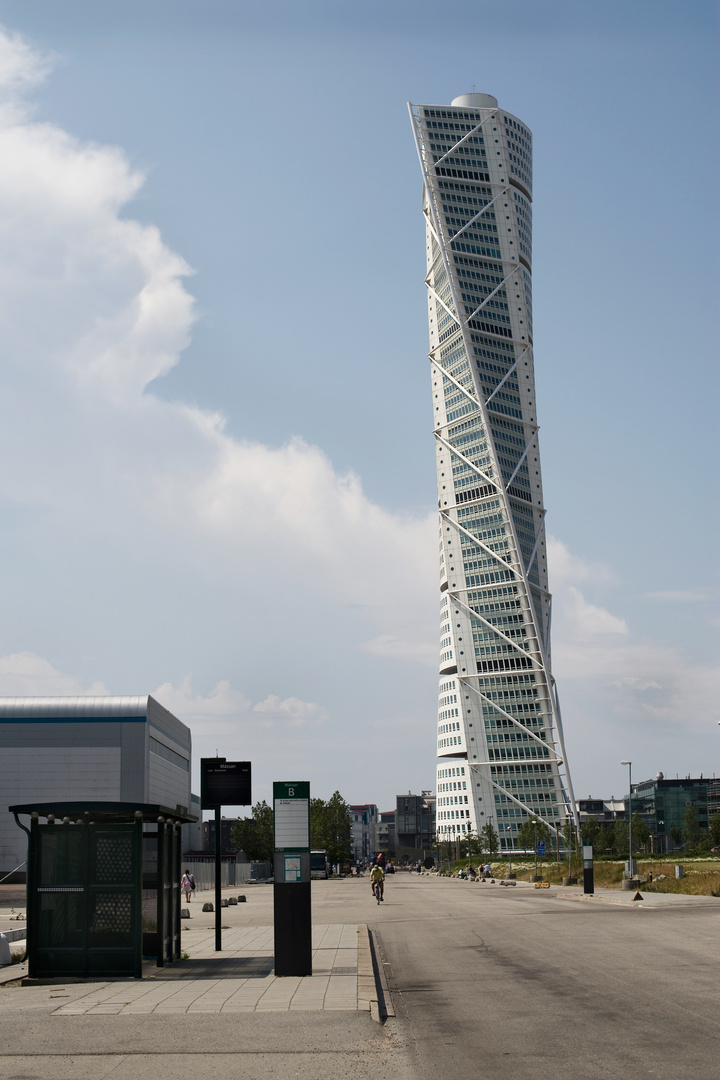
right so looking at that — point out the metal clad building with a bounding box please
[0,696,191,879]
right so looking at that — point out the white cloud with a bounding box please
[562,585,628,640]
[0,24,435,658]
[152,677,252,723]
[253,695,329,726]
[547,538,720,743]
[0,652,108,697]
[0,25,53,109]
[362,634,437,665]
[547,536,617,589]
[546,537,628,641]
[151,678,327,730]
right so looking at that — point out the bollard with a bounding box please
[237,895,246,903]
[202,902,214,912]
[221,899,229,907]
[228,897,238,905]
[180,908,191,919]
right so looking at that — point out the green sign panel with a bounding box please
[273,781,310,852]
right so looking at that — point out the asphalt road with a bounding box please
[371,874,720,1080]
[1,876,718,1080]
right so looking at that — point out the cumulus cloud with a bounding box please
[253,695,329,726]
[0,23,435,655]
[547,538,719,741]
[0,25,53,113]
[0,652,108,697]
[150,678,328,731]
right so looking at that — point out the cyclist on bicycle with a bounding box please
[370,860,385,902]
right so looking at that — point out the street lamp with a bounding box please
[532,818,538,880]
[621,761,633,878]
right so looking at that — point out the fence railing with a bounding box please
[181,861,272,891]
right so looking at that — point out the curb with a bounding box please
[357,924,376,1015]
[357,924,395,1023]
[366,927,395,1022]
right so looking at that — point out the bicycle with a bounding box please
[373,880,383,904]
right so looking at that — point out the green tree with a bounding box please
[230,800,274,862]
[516,818,550,853]
[631,812,651,852]
[562,818,579,854]
[309,798,328,850]
[309,791,352,868]
[596,824,615,853]
[669,824,684,851]
[480,822,499,859]
[683,806,701,851]
[463,831,484,858]
[709,813,720,848]
[580,816,600,848]
[437,839,454,869]
[614,820,629,854]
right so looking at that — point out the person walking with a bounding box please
[181,868,194,902]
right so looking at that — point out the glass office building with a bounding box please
[409,93,577,851]
[628,774,712,853]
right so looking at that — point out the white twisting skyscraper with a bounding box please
[409,93,577,852]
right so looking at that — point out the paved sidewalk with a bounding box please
[52,923,367,1015]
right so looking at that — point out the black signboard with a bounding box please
[201,758,252,808]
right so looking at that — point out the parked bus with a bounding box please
[310,850,329,879]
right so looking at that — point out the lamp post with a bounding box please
[532,818,538,880]
[621,760,632,878]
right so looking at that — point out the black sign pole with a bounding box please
[583,844,594,895]
[200,758,252,954]
[273,781,312,977]
[215,805,222,951]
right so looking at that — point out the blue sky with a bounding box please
[0,1,717,811]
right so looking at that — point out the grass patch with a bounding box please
[444,856,720,895]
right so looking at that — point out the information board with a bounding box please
[284,856,302,882]
[273,781,310,852]
[201,758,252,808]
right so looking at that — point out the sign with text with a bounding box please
[201,758,252,808]
[273,781,310,852]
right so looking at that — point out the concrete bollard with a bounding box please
[180,908,191,919]
[228,897,237,905]
[237,895,246,903]
[221,899,229,907]
[202,902,214,912]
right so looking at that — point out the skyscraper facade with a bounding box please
[409,93,577,852]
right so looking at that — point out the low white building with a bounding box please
[349,804,378,862]
[0,695,192,880]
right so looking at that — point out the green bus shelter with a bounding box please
[11,801,196,980]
